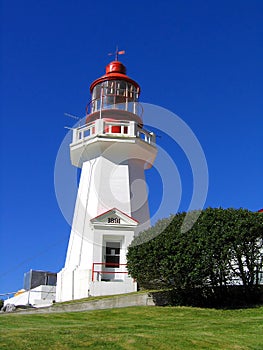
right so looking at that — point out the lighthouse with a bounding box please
[56,54,157,301]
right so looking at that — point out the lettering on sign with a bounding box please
[108,217,121,224]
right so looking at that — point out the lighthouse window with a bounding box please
[126,83,138,102]
[105,81,115,95]
[105,242,120,268]
[105,94,114,107]
[84,129,90,138]
[91,80,139,113]
[109,81,115,94]
[116,81,126,96]
[92,84,101,100]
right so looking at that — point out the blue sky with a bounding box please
[1,0,262,295]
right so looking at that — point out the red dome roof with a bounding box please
[89,61,140,94]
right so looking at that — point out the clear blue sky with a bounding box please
[1,0,262,294]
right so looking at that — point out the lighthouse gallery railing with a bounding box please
[71,119,156,145]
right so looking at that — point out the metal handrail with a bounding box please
[92,262,128,282]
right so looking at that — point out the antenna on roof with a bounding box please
[64,112,83,128]
[108,46,125,61]
[64,126,75,130]
[64,112,81,120]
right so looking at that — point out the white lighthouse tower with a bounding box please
[56,54,157,302]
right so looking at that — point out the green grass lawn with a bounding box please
[0,306,262,349]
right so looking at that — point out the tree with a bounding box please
[127,208,263,306]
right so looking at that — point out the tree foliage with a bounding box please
[127,208,263,305]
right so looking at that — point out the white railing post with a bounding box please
[150,132,156,144]
[72,128,78,143]
[96,119,104,135]
[130,121,136,137]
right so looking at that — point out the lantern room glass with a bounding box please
[91,80,139,114]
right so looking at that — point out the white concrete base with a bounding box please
[56,267,91,302]
[90,280,137,297]
[56,266,137,302]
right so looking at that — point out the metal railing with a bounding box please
[92,262,128,282]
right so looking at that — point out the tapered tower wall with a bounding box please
[56,59,157,301]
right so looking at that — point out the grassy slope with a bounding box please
[0,306,262,350]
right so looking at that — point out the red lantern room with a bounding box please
[86,59,143,125]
